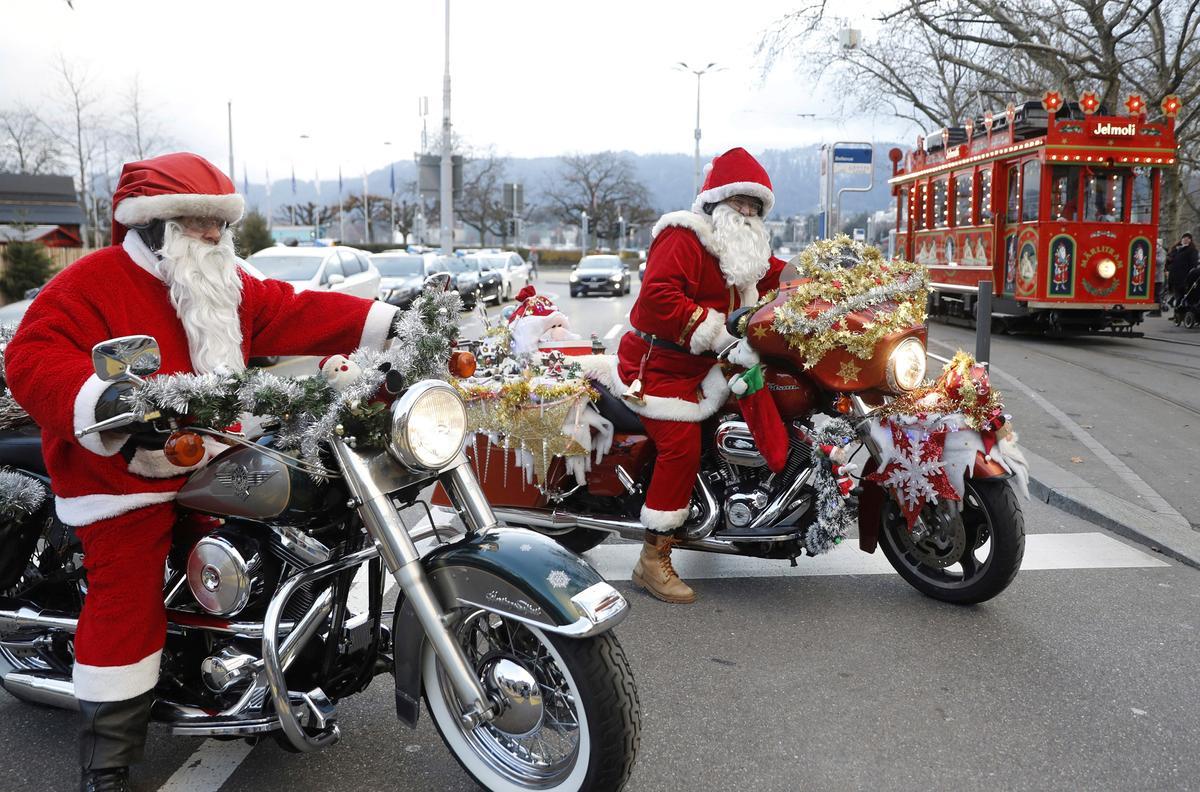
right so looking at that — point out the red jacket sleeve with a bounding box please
[242,275,398,358]
[631,228,725,353]
[756,256,788,295]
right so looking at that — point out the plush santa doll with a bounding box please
[507,285,577,355]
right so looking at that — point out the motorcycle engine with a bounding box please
[714,418,815,531]
[186,532,265,617]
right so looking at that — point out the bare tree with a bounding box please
[51,56,102,246]
[458,148,508,244]
[760,0,1200,236]
[122,74,171,160]
[544,152,656,248]
[0,106,62,174]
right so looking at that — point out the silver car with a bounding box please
[247,246,381,300]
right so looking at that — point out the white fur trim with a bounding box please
[114,192,244,228]
[576,355,729,423]
[691,181,775,216]
[651,210,720,258]
[55,491,177,527]
[121,232,164,279]
[74,650,162,702]
[640,504,690,534]
[361,301,399,351]
[688,308,726,355]
[74,375,127,457]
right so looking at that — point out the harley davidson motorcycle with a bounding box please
[0,336,639,791]
[478,285,1026,606]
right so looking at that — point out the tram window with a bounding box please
[934,178,949,227]
[1006,165,1020,223]
[953,170,973,226]
[1130,167,1155,223]
[1049,165,1080,221]
[1021,160,1041,222]
[979,169,994,223]
[1084,168,1125,223]
[898,190,909,233]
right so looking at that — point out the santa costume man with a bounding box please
[5,152,398,791]
[585,147,786,603]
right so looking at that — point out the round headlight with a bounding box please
[887,337,927,392]
[1096,258,1117,279]
[389,381,467,470]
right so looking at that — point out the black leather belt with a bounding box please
[632,329,715,358]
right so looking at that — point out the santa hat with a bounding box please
[111,152,245,243]
[691,147,775,217]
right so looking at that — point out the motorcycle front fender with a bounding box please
[391,527,628,727]
[857,452,1013,554]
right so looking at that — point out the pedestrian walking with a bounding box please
[1166,233,1198,315]
[529,247,540,280]
[1153,237,1167,314]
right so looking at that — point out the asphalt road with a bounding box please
[5,274,1198,791]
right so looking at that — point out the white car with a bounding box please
[470,251,532,301]
[247,246,381,300]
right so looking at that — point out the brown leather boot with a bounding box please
[631,533,696,604]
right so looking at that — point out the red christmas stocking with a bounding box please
[730,364,788,473]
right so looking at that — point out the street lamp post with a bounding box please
[299,133,319,242]
[677,61,720,197]
[580,210,588,256]
[440,0,454,253]
[384,141,395,245]
[618,215,625,252]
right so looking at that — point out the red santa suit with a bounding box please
[581,147,785,533]
[4,153,398,702]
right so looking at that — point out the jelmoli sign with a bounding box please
[1089,120,1138,137]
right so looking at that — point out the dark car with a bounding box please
[371,251,428,308]
[437,255,503,310]
[570,255,631,297]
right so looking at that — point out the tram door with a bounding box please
[999,163,1020,296]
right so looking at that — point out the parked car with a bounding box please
[570,255,631,297]
[470,252,532,301]
[432,254,502,310]
[247,245,380,300]
[371,251,430,308]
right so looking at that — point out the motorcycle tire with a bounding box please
[423,612,640,792]
[550,527,609,555]
[878,479,1024,606]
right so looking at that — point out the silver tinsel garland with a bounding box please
[804,416,857,556]
[772,272,928,340]
[0,468,46,520]
[0,322,33,430]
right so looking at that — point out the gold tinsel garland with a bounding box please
[872,350,1006,432]
[769,236,928,368]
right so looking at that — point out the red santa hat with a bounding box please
[507,285,559,324]
[111,152,245,243]
[691,147,775,217]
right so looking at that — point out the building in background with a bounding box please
[0,174,84,248]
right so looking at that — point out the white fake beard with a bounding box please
[158,221,246,375]
[710,203,771,288]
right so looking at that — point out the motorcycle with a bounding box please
[472,269,1027,606]
[0,335,640,791]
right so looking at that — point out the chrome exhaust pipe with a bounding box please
[1,670,78,711]
[0,600,78,635]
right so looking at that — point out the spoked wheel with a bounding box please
[1184,311,1198,329]
[878,480,1024,605]
[423,608,640,791]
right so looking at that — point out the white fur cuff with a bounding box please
[73,375,127,457]
[362,301,399,351]
[641,504,690,534]
[688,309,726,355]
[74,650,162,702]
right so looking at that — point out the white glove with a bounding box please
[711,325,739,355]
[726,338,761,369]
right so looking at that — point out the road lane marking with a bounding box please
[604,323,623,340]
[157,738,255,792]
[581,532,1166,580]
[929,338,1188,527]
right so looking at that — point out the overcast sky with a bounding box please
[1,0,911,180]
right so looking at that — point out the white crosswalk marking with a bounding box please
[157,738,255,792]
[604,323,623,340]
[580,532,1167,580]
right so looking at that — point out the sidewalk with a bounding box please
[1024,447,1200,569]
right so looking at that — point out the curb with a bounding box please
[1024,448,1200,569]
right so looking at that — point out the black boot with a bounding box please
[79,690,154,792]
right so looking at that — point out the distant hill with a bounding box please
[242,144,904,220]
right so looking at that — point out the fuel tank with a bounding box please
[177,440,348,526]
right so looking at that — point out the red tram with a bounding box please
[889,91,1181,333]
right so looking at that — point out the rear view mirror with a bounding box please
[92,335,161,382]
[326,273,346,286]
[423,272,452,292]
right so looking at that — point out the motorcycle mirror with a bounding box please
[92,335,161,382]
[423,272,452,292]
[384,368,406,395]
[726,307,754,338]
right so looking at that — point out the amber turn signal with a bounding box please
[835,395,853,414]
[449,350,477,379]
[163,430,206,467]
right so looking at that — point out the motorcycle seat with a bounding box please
[0,426,46,477]
[590,380,646,434]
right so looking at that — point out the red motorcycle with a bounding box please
[459,269,1026,605]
